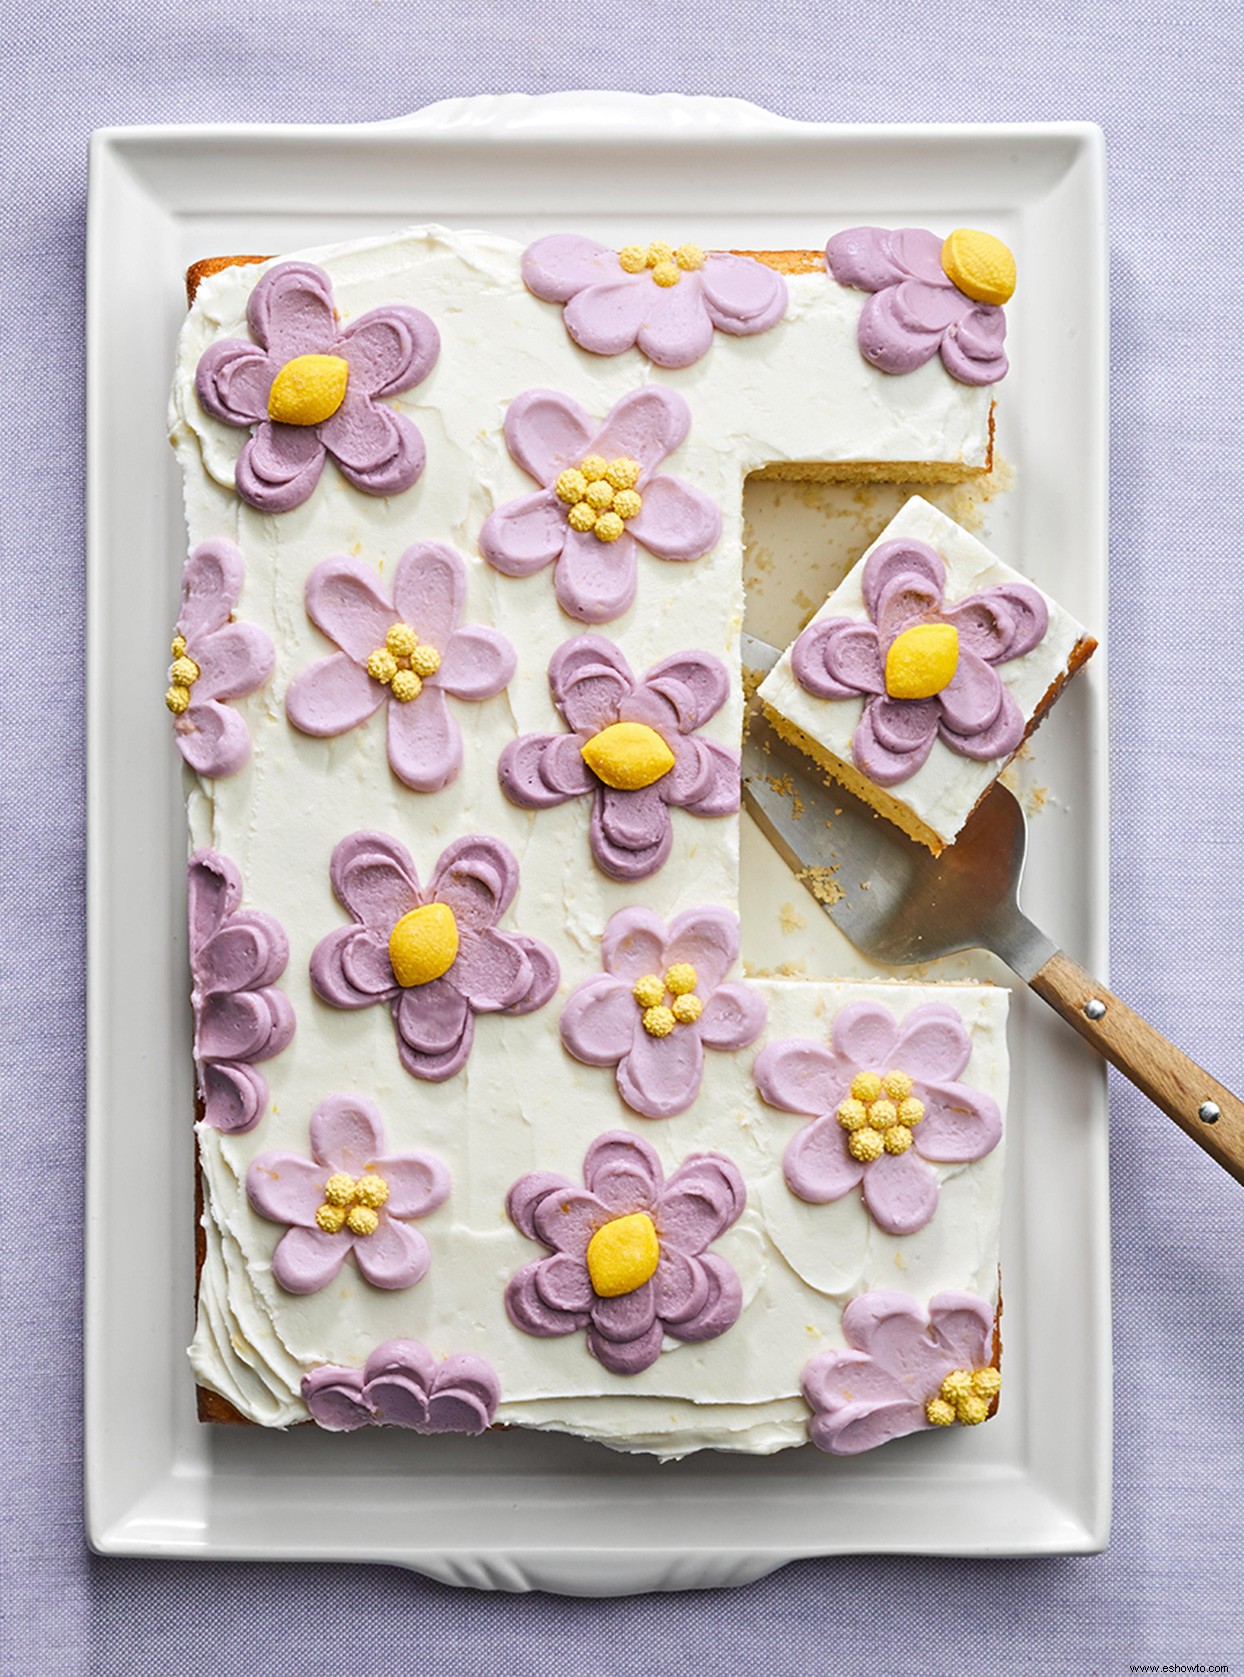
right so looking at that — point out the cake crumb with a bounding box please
[765,772,804,819]
[779,900,806,935]
[794,864,844,906]
[894,1249,907,1271]
[1027,784,1049,814]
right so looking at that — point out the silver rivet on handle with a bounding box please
[1084,999,1107,1020]
[1198,1102,1221,1125]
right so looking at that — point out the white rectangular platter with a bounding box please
[86,92,1110,1594]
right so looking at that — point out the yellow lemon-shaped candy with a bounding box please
[581,721,675,790]
[586,1212,660,1298]
[941,228,1017,307]
[885,623,960,700]
[267,354,349,426]
[388,902,459,988]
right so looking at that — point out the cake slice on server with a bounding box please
[757,497,1096,854]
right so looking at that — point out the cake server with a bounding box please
[741,631,1244,1184]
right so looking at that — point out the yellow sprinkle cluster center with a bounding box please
[267,353,350,426]
[617,241,706,288]
[314,1170,390,1236]
[581,721,676,790]
[940,228,1017,307]
[634,964,705,1037]
[164,631,201,714]
[366,620,441,702]
[926,1364,1000,1427]
[388,902,460,987]
[554,455,643,543]
[586,1211,661,1297]
[837,1068,925,1162]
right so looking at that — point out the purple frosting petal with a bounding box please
[302,1365,372,1431]
[753,1037,843,1119]
[860,1150,941,1236]
[352,1218,430,1290]
[783,1115,866,1204]
[635,279,715,369]
[559,975,638,1067]
[328,830,422,928]
[618,1022,704,1120]
[549,635,634,733]
[386,685,462,793]
[607,473,720,564]
[555,527,639,624]
[235,421,326,512]
[286,653,385,738]
[915,1082,1003,1164]
[564,277,655,359]
[700,253,789,334]
[500,388,596,485]
[478,489,568,579]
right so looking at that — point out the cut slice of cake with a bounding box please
[757,497,1096,853]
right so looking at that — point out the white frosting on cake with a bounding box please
[758,497,1088,847]
[170,225,1005,1456]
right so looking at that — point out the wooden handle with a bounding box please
[1030,949,1244,1185]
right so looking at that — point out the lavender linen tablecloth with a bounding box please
[3,1,1243,1671]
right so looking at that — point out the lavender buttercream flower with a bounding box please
[247,1094,449,1294]
[188,848,294,1135]
[791,536,1048,786]
[285,543,515,793]
[825,226,1012,386]
[802,1290,999,1454]
[302,1340,500,1435]
[499,635,738,881]
[196,261,438,512]
[559,906,766,1120]
[165,539,274,779]
[311,830,559,1083]
[522,235,787,369]
[505,1130,746,1375]
[753,999,1001,1236]
[479,386,721,624]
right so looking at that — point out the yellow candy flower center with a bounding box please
[885,623,959,701]
[586,1211,661,1298]
[925,1364,1000,1427]
[617,242,706,286]
[940,228,1017,307]
[388,902,460,987]
[633,964,704,1036]
[580,721,676,791]
[267,353,350,426]
[554,455,644,544]
[365,620,441,702]
[314,1170,390,1236]
[164,631,201,715]
[837,1068,924,1162]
